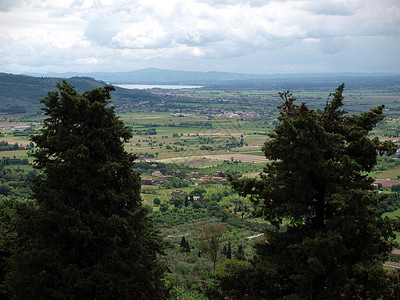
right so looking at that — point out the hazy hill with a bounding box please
[2,70,399,115]
[29,68,269,84]
[29,68,400,90]
[0,73,163,115]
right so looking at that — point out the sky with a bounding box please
[0,0,399,75]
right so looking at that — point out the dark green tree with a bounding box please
[179,236,190,253]
[392,184,400,192]
[4,81,167,299]
[180,236,187,249]
[234,245,245,261]
[169,195,185,208]
[160,202,169,213]
[153,197,161,206]
[222,242,233,260]
[227,242,232,259]
[227,84,400,299]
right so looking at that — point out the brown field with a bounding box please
[373,164,400,180]
[199,153,268,163]
[157,153,268,166]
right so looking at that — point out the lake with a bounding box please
[114,84,203,90]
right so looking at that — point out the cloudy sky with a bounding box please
[0,0,399,75]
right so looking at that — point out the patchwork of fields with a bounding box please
[1,79,400,280]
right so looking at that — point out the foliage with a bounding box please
[194,222,226,269]
[180,236,191,253]
[170,195,186,208]
[213,259,253,299]
[0,73,164,114]
[163,249,213,297]
[378,192,400,213]
[3,81,167,299]
[0,195,23,298]
[392,184,400,192]
[227,84,400,299]
[160,203,169,213]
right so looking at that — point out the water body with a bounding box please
[114,84,203,90]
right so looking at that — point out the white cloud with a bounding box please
[0,0,399,73]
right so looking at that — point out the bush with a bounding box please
[160,203,169,213]
[392,184,400,192]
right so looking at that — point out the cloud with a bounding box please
[305,0,360,16]
[0,0,29,12]
[84,16,121,46]
[0,0,399,73]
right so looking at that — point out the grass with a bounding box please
[383,209,400,219]
[0,150,30,159]
[239,151,265,156]
[4,164,34,172]
[373,164,400,180]
[383,209,400,244]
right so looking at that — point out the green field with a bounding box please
[2,79,400,298]
[373,164,400,180]
[0,150,29,158]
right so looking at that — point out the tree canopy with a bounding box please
[227,84,400,299]
[3,81,167,299]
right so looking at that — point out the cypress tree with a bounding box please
[227,84,400,299]
[227,241,232,260]
[5,81,167,299]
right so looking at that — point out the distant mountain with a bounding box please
[28,68,400,86]
[29,68,270,84]
[0,73,163,115]
[3,70,399,115]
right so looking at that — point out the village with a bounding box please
[141,169,228,188]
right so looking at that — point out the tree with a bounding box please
[214,259,252,299]
[194,222,226,269]
[227,242,232,259]
[169,195,185,208]
[392,184,400,192]
[227,84,400,299]
[234,245,245,261]
[190,187,207,198]
[4,81,167,299]
[180,236,190,253]
[160,202,169,212]
[153,197,161,206]
[222,241,232,259]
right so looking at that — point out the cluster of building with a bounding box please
[168,106,267,120]
[0,125,32,130]
[141,170,227,186]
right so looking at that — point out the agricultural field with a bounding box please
[1,78,400,295]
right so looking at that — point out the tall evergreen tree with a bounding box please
[227,241,232,260]
[227,84,400,299]
[4,81,167,299]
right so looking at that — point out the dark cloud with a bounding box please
[305,1,358,16]
[0,0,27,12]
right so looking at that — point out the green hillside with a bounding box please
[0,73,164,114]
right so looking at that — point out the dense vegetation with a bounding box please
[0,73,166,115]
[1,77,400,299]
[226,85,400,299]
[1,82,167,299]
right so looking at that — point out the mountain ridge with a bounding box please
[27,67,399,84]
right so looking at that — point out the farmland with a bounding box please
[1,79,400,217]
[1,76,400,297]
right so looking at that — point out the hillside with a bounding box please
[0,73,164,114]
[29,68,400,88]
